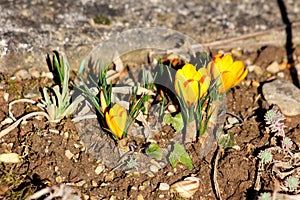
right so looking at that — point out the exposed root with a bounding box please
[212,145,223,200]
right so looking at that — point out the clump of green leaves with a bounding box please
[218,130,235,149]
[0,52,84,138]
[258,192,272,200]
[79,65,154,141]
[146,143,162,160]
[285,176,299,191]
[38,53,83,121]
[258,150,273,165]
[163,113,184,132]
[169,143,193,169]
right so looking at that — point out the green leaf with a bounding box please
[218,130,235,149]
[163,113,172,124]
[163,113,184,132]
[169,143,193,170]
[146,143,162,160]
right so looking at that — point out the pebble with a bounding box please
[137,194,144,200]
[63,132,69,140]
[279,62,288,70]
[170,177,200,199]
[28,67,40,78]
[253,65,264,76]
[95,164,105,175]
[1,117,13,125]
[167,104,176,113]
[105,172,115,182]
[109,195,116,200]
[23,89,41,98]
[252,80,260,87]
[159,182,170,191]
[166,172,174,176]
[0,153,21,163]
[149,165,159,173]
[55,176,63,183]
[75,180,86,187]
[41,71,54,79]
[231,48,242,58]
[266,61,280,74]
[247,65,256,73]
[65,150,74,160]
[262,79,300,116]
[91,180,98,187]
[277,72,285,78]
[14,69,31,80]
[3,92,9,101]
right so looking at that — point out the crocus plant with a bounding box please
[208,53,248,93]
[174,53,248,143]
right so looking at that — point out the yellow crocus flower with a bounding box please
[208,53,248,93]
[175,63,210,107]
[105,103,127,139]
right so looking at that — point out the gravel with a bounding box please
[1,0,300,74]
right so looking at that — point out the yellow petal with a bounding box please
[220,54,233,71]
[232,61,245,77]
[234,68,248,87]
[105,103,127,139]
[221,71,236,92]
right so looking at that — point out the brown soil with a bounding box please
[1,45,300,200]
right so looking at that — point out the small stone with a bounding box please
[253,65,264,76]
[139,185,146,191]
[252,80,260,87]
[146,171,155,177]
[166,172,174,176]
[131,186,138,191]
[74,143,81,149]
[95,164,105,175]
[247,65,256,73]
[167,104,177,113]
[231,48,242,58]
[105,172,115,182]
[65,150,74,160]
[41,72,54,79]
[0,153,21,163]
[262,79,300,116]
[28,67,40,78]
[149,165,159,173]
[91,180,98,187]
[83,194,90,200]
[23,89,41,98]
[137,194,144,200]
[15,69,31,80]
[277,72,284,78]
[159,182,170,191]
[279,62,288,70]
[109,195,116,200]
[49,129,59,134]
[55,176,63,184]
[266,61,280,74]
[3,92,9,101]
[63,132,69,140]
[158,194,165,198]
[75,180,86,187]
[1,117,13,125]
[227,117,240,126]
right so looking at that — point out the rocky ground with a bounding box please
[1,0,300,200]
